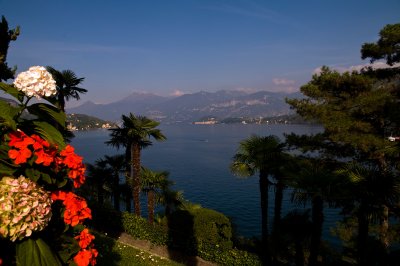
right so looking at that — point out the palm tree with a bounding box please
[280,210,312,266]
[141,167,170,224]
[46,66,87,112]
[106,113,166,216]
[230,134,286,258]
[159,188,184,217]
[290,158,342,266]
[97,154,126,211]
[338,162,400,265]
[85,161,113,205]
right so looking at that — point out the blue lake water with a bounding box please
[71,123,341,244]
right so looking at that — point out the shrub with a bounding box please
[199,247,262,266]
[167,207,233,255]
[88,202,123,234]
[121,212,168,246]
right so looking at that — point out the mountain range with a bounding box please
[68,90,302,123]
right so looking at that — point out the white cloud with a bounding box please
[313,61,400,75]
[231,87,260,94]
[170,89,185,97]
[272,78,295,86]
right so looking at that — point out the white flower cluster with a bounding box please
[0,176,52,242]
[13,66,57,98]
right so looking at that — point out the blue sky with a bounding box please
[1,0,399,107]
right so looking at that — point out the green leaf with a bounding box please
[57,178,68,188]
[41,172,53,184]
[0,82,24,102]
[0,159,17,175]
[0,99,20,130]
[16,238,62,266]
[25,168,40,182]
[27,103,66,127]
[31,121,66,149]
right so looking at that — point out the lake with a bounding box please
[71,123,340,243]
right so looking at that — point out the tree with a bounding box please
[286,23,400,260]
[46,67,87,112]
[85,160,113,205]
[0,16,19,82]
[141,167,170,224]
[361,23,400,66]
[338,162,400,264]
[230,134,286,260]
[290,158,343,266]
[97,154,126,211]
[106,113,166,216]
[280,210,312,266]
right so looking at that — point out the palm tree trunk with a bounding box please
[295,240,305,266]
[97,184,104,205]
[309,195,323,266]
[113,186,120,211]
[271,178,284,262]
[259,170,269,260]
[148,190,155,224]
[380,204,389,248]
[357,202,369,265]
[125,191,132,212]
[131,143,141,216]
[58,93,66,113]
[273,179,284,237]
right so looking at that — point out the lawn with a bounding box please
[94,232,184,266]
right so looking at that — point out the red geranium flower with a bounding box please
[8,148,32,164]
[8,131,35,149]
[51,191,92,226]
[75,229,95,249]
[73,248,98,266]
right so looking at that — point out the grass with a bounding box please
[94,232,184,266]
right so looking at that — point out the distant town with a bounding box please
[66,112,312,131]
[66,113,116,131]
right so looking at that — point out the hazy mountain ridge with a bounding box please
[68,90,301,122]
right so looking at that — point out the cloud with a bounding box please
[313,61,400,75]
[231,87,260,94]
[272,78,295,86]
[170,90,185,97]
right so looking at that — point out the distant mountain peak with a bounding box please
[69,89,301,122]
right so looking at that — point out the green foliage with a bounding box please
[0,16,20,82]
[168,207,233,255]
[16,238,62,266]
[121,212,169,246]
[93,231,184,266]
[361,23,400,65]
[199,247,262,266]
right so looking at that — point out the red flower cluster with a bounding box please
[74,229,98,266]
[7,131,86,188]
[74,248,98,266]
[51,191,92,226]
[8,131,35,164]
[58,145,86,188]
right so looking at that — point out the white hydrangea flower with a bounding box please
[0,176,52,242]
[13,66,57,99]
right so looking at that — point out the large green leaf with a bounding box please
[0,100,20,130]
[32,121,66,149]
[16,238,62,266]
[0,82,24,102]
[27,103,66,127]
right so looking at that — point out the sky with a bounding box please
[1,0,399,107]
